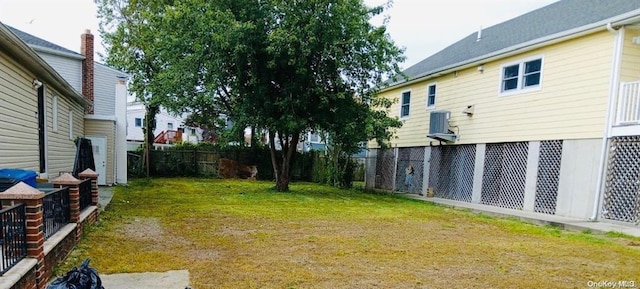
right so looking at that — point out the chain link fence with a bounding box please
[395,147,425,194]
[375,149,396,190]
[428,145,476,202]
[602,136,640,224]
[365,151,377,189]
[481,142,529,210]
[534,140,563,215]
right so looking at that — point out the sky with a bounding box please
[0,0,558,69]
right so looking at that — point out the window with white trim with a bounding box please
[135,118,142,127]
[52,95,58,132]
[426,83,436,108]
[167,122,174,130]
[400,90,411,118]
[500,56,543,94]
[309,132,320,143]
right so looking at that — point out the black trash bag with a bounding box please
[47,258,104,289]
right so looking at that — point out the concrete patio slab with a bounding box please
[101,270,190,289]
[98,186,114,211]
[405,194,640,237]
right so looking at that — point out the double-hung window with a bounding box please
[426,83,436,109]
[400,90,411,118]
[500,56,543,95]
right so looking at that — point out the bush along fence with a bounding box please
[128,147,365,184]
[0,169,100,289]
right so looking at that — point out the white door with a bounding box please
[86,136,107,185]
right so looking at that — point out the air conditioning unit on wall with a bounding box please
[427,110,457,142]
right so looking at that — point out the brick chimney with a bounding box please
[81,29,94,114]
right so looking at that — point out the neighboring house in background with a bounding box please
[0,23,87,181]
[298,132,367,158]
[300,131,326,152]
[126,102,201,149]
[368,0,640,225]
[8,26,129,185]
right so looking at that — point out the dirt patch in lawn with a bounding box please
[119,217,191,250]
[120,217,165,241]
[65,179,640,289]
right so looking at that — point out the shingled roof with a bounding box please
[397,0,640,86]
[6,25,82,57]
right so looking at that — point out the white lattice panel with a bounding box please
[534,140,563,215]
[602,136,640,224]
[481,142,529,210]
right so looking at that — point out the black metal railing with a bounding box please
[79,179,92,212]
[43,187,70,240]
[0,204,27,275]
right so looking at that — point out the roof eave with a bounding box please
[381,8,640,93]
[0,24,89,106]
[30,45,85,60]
[95,61,130,78]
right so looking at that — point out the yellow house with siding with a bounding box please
[367,0,640,225]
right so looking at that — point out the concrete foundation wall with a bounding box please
[555,138,603,219]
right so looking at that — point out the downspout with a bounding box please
[392,146,398,192]
[590,23,625,221]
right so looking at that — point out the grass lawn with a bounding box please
[60,178,640,288]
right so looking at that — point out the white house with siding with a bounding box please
[368,0,640,226]
[8,26,128,185]
[126,102,202,148]
[0,22,87,181]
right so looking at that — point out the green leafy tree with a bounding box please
[95,0,404,190]
[95,0,169,175]
[321,95,402,188]
[226,0,404,191]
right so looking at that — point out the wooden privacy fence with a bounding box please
[127,148,365,183]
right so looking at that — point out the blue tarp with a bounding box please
[0,168,37,191]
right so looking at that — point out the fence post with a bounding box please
[52,173,81,223]
[78,169,99,207]
[193,148,198,176]
[392,147,399,192]
[0,182,46,289]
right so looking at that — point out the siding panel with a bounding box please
[0,50,39,171]
[46,88,85,177]
[85,119,115,184]
[39,53,82,93]
[93,64,123,116]
[380,31,614,147]
[620,28,640,82]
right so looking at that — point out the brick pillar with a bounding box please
[79,168,99,207]
[0,182,46,289]
[52,173,81,223]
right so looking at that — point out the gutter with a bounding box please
[590,23,625,221]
